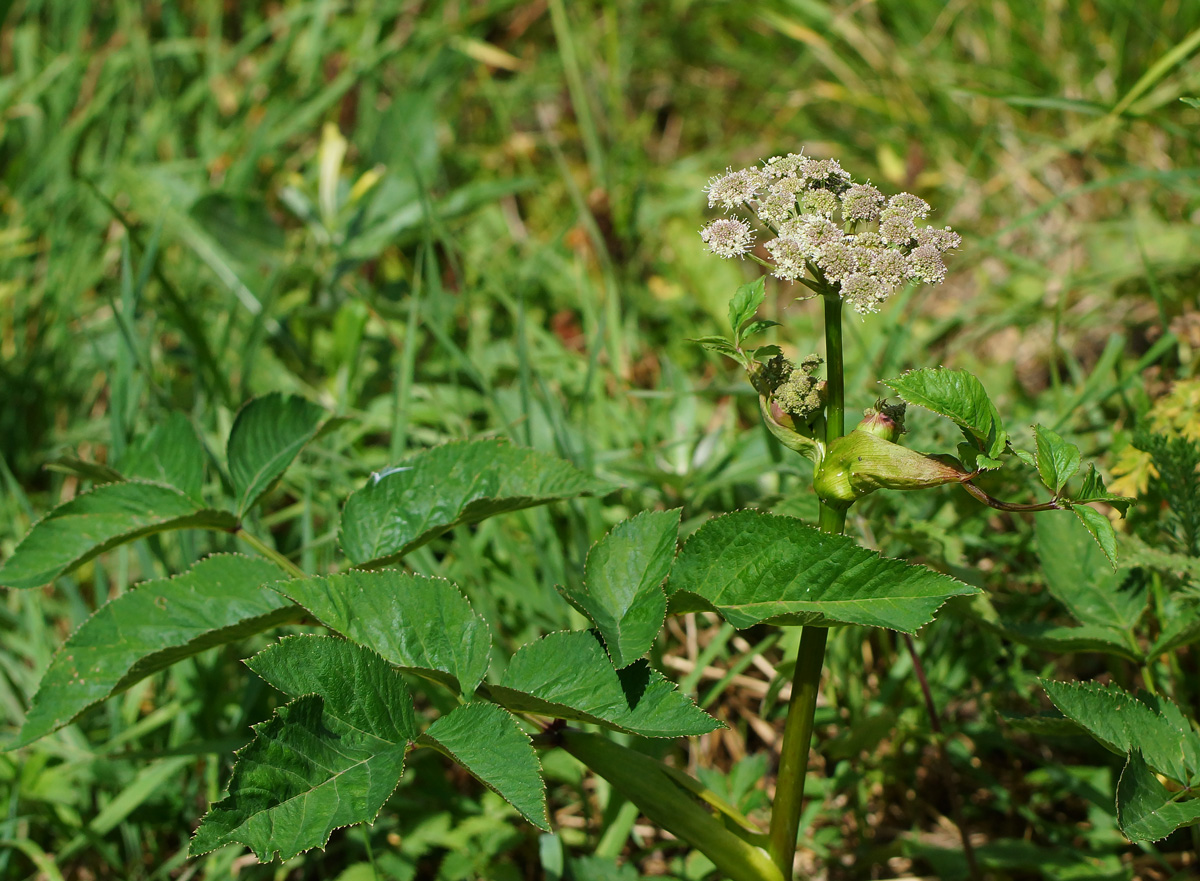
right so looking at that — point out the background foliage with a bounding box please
[2,0,1199,878]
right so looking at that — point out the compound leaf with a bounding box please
[227,393,327,517]
[666,511,978,632]
[884,367,1007,459]
[270,570,491,695]
[420,702,548,830]
[1041,679,1200,785]
[0,482,237,590]
[10,554,296,749]
[558,509,679,668]
[485,631,719,738]
[339,440,609,567]
[190,694,410,861]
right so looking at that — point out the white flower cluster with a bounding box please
[699,152,960,314]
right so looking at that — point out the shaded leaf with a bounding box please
[120,411,206,499]
[558,509,679,668]
[247,636,418,743]
[884,367,1008,459]
[420,702,547,830]
[1036,513,1143,629]
[11,554,296,748]
[270,570,490,695]
[1070,504,1121,568]
[666,511,978,632]
[0,481,237,590]
[339,440,609,567]
[1041,679,1200,784]
[1150,602,1200,656]
[1033,424,1081,495]
[690,337,741,359]
[190,695,410,861]
[727,276,766,340]
[45,457,124,485]
[739,319,779,341]
[227,393,327,517]
[989,620,1141,662]
[484,631,719,738]
[1116,750,1200,842]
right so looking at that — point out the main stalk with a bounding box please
[768,290,845,877]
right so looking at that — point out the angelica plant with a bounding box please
[6,151,1194,881]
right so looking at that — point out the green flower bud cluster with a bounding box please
[700,152,960,315]
[748,353,827,463]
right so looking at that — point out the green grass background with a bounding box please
[2,1,1199,878]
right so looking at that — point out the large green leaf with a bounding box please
[665,511,978,631]
[884,367,1007,459]
[227,393,327,517]
[338,439,609,567]
[484,631,719,738]
[270,570,491,695]
[247,636,417,742]
[1036,514,1144,630]
[119,411,207,500]
[1116,750,1200,842]
[1041,679,1200,784]
[0,481,237,590]
[558,509,679,668]
[420,701,548,830]
[1032,424,1080,495]
[190,694,411,861]
[11,554,296,749]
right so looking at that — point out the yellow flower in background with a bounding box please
[1110,379,1200,497]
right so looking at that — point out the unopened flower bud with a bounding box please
[759,397,823,462]
[814,430,970,510]
[856,400,907,443]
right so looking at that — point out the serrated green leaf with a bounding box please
[884,368,1008,459]
[665,511,978,632]
[11,554,296,749]
[227,393,327,517]
[1041,679,1200,784]
[558,510,679,668]
[190,695,410,861]
[1012,448,1036,467]
[751,344,783,360]
[420,702,547,830]
[1032,424,1081,495]
[1074,464,1134,516]
[0,481,238,590]
[739,319,779,341]
[1070,504,1121,568]
[339,440,609,567]
[1036,514,1144,629]
[270,570,490,695]
[727,277,766,341]
[246,636,418,743]
[1116,750,1200,842]
[693,338,741,360]
[484,631,719,738]
[120,411,206,500]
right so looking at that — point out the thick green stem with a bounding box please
[562,732,783,881]
[769,290,846,878]
[234,528,307,579]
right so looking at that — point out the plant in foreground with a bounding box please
[3,152,1196,880]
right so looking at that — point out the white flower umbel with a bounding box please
[700,151,959,314]
[700,218,755,258]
